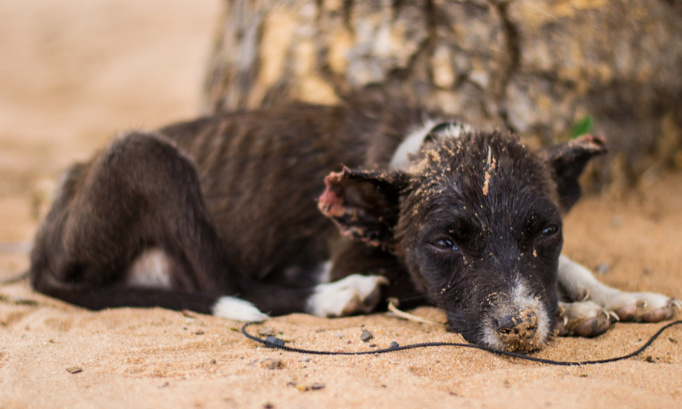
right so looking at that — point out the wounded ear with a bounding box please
[318,167,409,249]
[540,134,607,212]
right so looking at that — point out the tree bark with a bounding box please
[202,0,682,188]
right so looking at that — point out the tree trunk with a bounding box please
[202,0,682,189]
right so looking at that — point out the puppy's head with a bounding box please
[319,124,606,352]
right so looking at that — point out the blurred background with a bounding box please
[202,0,682,191]
[0,0,220,274]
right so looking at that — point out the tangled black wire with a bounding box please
[242,320,682,366]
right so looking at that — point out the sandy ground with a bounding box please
[1,1,681,408]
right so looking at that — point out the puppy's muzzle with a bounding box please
[492,307,540,351]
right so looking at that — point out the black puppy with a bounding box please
[30,91,678,352]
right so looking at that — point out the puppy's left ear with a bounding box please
[539,134,607,212]
[318,167,409,249]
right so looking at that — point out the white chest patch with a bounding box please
[125,248,173,289]
[389,119,474,170]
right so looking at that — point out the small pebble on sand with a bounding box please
[594,263,610,275]
[361,329,374,342]
[258,358,283,370]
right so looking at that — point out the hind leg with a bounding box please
[31,132,248,312]
[31,131,372,320]
[555,255,680,336]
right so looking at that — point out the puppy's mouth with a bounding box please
[448,281,553,353]
[481,283,552,352]
[483,306,548,352]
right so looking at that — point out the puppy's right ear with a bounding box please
[318,167,410,249]
[539,134,607,212]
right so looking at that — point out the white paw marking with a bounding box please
[595,291,676,321]
[558,255,677,322]
[125,248,172,289]
[212,296,268,322]
[560,300,614,324]
[558,300,614,336]
[306,274,388,317]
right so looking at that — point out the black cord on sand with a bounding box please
[242,320,682,366]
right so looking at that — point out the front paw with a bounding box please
[556,301,616,337]
[212,296,269,322]
[597,292,680,322]
[306,274,389,317]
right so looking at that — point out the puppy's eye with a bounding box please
[432,238,459,251]
[540,225,559,237]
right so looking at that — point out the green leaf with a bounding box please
[570,115,594,139]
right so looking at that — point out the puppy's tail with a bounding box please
[31,273,267,322]
[0,271,29,286]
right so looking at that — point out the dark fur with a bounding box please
[30,90,605,350]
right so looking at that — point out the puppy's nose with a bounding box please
[493,308,539,350]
